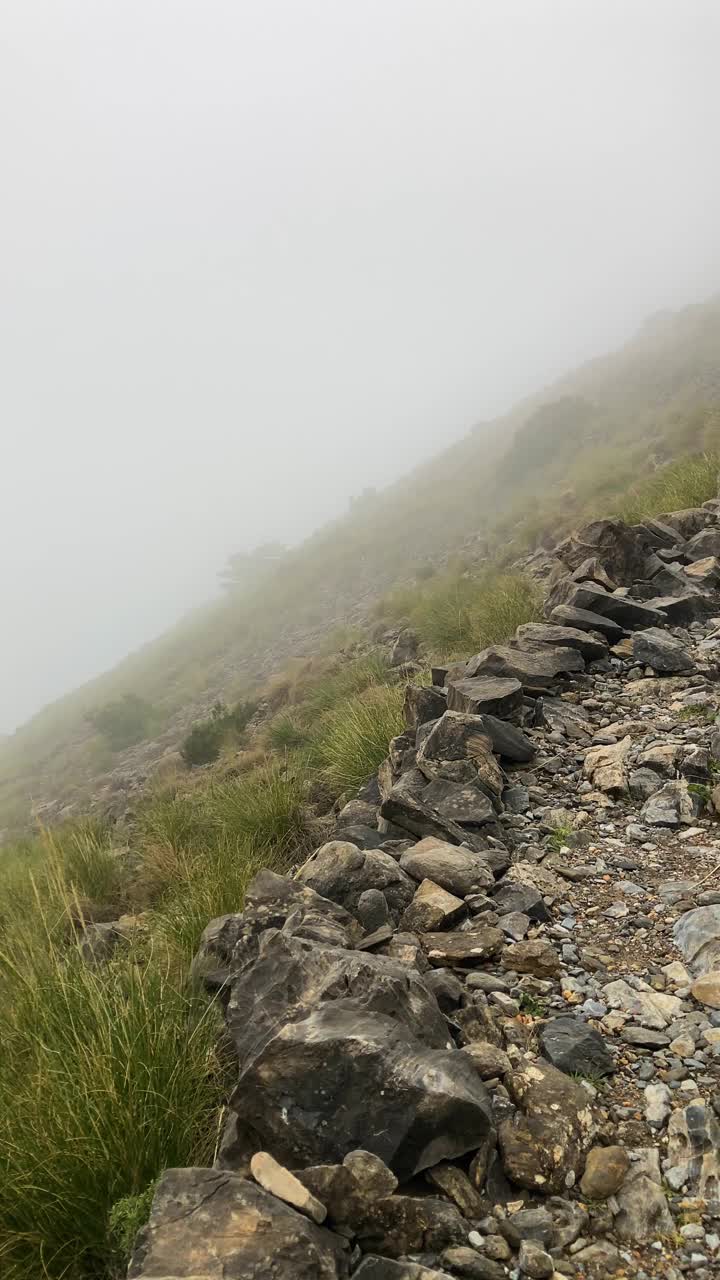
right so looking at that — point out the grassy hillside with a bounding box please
[2,294,720,832]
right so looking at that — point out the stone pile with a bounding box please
[129,503,720,1280]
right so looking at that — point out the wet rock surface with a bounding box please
[132,507,720,1280]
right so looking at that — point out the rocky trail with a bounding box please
[128,503,720,1280]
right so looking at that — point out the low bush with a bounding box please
[181,699,257,766]
[88,694,157,752]
[618,452,718,522]
[378,569,541,656]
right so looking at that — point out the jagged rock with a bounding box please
[640,778,694,826]
[424,968,465,1012]
[545,579,665,629]
[548,603,625,641]
[446,677,524,719]
[399,838,494,896]
[632,626,696,673]
[464,644,584,692]
[644,1082,671,1128]
[686,526,720,560]
[391,629,419,666]
[674,905,720,973]
[296,1151,398,1234]
[579,1145,629,1199]
[538,1017,614,1077]
[647,591,707,623]
[440,1248,506,1279]
[295,842,415,918]
[503,784,530,813]
[628,766,664,800]
[417,710,534,768]
[421,778,497,825]
[613,1173,674,1242]
[127,1168,350,1279]
[404,684,447,730]
[461,1041,511,1080]
[666,1101,720,1196]
[226,929,451,1070]
[355,1194,468,1257]
[517,1239,554,1279]
[582,735,631,795]
[492,882,550,922]
[250,1152,327,1223]
[426,1163,486,1217]
[637,742,679,773]
[569,555,618,590]
[571,1241,622,1276]
[502,940,560,978]
[602,978,682,1029]
[497,1059,595,1193]
[658,506,711,539]
[515,621,607,662]
[380,789,490,850]
[76,920,129,964]
[503,861,566,901]
[336,798,379,829]
[690,970,720,1008]
[685,554,720,586]
[401,880,466,932]
[232,1000,493,1179]
[554,518,649,585]
[421,927,504,967]
[194,868,363,977]
[539,696,592,739]
[357,889,391,932]
[499,1205,553,1246]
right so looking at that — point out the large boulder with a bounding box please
[127,1168,350,1279]
[403,685,447,730]
[631,627,696,674]
[498,1059,595,1194]
[231,1001,494,1181]
[399,838,494,896]
[548,604,624,642]
[295,842,415,918]
[379,788,490,851]
[674,905,720,974]
[226,930,453,1070]
[515,622,607,663]
[640,779,694,827]
[464,645,584,692]
[418,709,534,765]
[539,1017,614,1077]
[545,580,665,630]
[446,677,523,719]
[553,519,649,585]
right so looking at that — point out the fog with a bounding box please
[2,0,720,733]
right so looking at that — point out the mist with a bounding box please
[2,0,720,733]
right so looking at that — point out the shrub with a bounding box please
[315,683,405,794]
[88,694,156,751]
[380,569,542,656]
[206,761,309,857]
[181,699,257,766]
[266,712,312,752]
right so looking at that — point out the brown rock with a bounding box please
[401,880,467,932]
[502,940,560,978]
[425,1162,486,1218]
[421,928,504,967]
[461,1042,512,1080]
[579,1146,629,1199]
[251,1151,327,1223]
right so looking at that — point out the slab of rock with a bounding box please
[127,1168,350,1279]
[493,881,550,922]
[296,1152,398,1234]
[464,644,584,691]
[539,1017,614,1077]
[674,905,720,973]
[686,525,720,560]
[250,1152,327,1223]
[498,1059,595,1194]
[418,709,534,766]
[502,939,560,978]
[666,1101,720,1196]
[379,790,489,851]
[426,1162,486,1218]
[690,970,720,1008]
[548,604,625,641]
[421,778,497,825]
[515,622,607,662]
[641,778,694,827]
[421,928,504,967]
[401,880,466,932]
[647,591,707,624]
[295,843,415,919]
[399,839,494,896]
[555,518,649,585]
[232,1001,494,1180]
[632,626,696,673]
[613,1173,674,1243]
[403,684,447,730]
[582,736,631,795]
[355,1194,467,1259]
[546,580,665,630]
[579,1146,629,1199]
[446,677,523,719]
[461,1041,511,1080]
[602,978,682,1029]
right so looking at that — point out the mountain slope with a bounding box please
[2,294,720,832]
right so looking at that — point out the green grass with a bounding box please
[314,683,405,794]
[617,452,718,523]
[378,569,542,656]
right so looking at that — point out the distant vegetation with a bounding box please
[88,693,157,752]
[376,569,542,656]
[181,699,257,766]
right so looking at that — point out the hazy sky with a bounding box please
[2,1,720,733]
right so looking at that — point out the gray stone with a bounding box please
[539,1017,614,1077]
[613,1173,674,1242]
[295,843,415,918]
[674,905,720,974]
[517,1238,554,1279]
[446,677,524,720]
[515,622,607,662]
[548,604,625,641]
[403,684,447,730]
[632,626,696,673]
[641,778,694,827]
[399,838,494,897]
[127,1168,350,1279]
[492,882,550,922]
[666,1101,720,1197]
[464,643,584,691]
